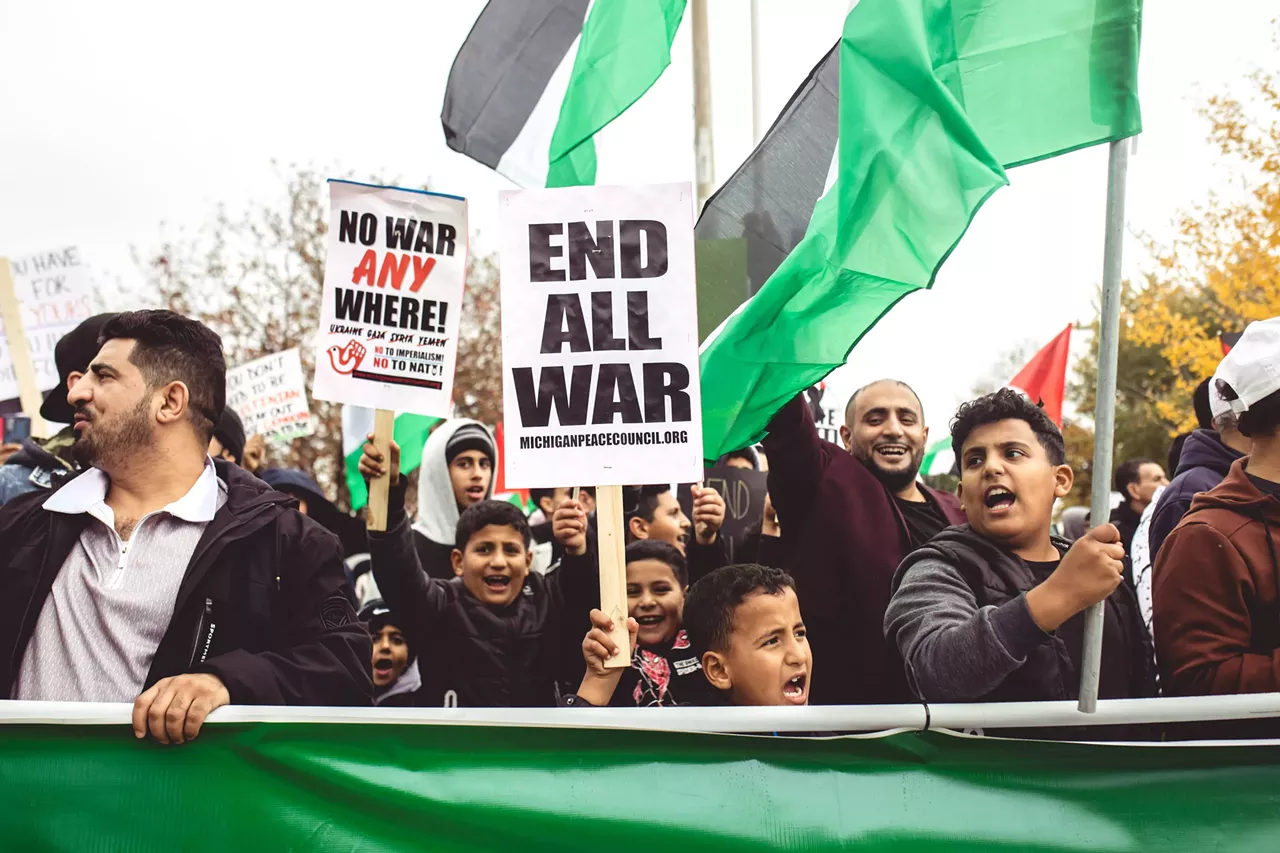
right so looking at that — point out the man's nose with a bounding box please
[67,373,92,406]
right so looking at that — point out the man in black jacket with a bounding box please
[0,311,371,744]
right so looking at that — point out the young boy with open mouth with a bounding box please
[884,389,1155,704]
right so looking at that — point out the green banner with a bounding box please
[1,723,1278,850]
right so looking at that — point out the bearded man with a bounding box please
[761,380,965,704]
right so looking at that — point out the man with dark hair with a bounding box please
[763,380,965,704]
[0,313,118,505]
[1155,318,1280,721]
[1110,457,1168,555]
[886,389,1153,704]
[0,310,372,744]
[209,406,246,465]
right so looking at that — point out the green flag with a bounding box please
[698,0,1141,460]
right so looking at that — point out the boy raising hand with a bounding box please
[884,389,1154,703]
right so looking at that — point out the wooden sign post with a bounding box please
[595,484,630,669]
[365,408,396,532]
[0,258,49,438]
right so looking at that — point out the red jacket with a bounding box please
[763,396,965,704]
[1154,459,1280,701]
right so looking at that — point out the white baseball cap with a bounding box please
[1210,317,1280,419]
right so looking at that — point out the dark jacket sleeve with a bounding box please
[367,478,454,654]
[761,395,827,543]
[200,514,374,706]
[686,533,731,584]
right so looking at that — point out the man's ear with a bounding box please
[628,516,648,541]
[1125,481,1140,503]
[838,424,854,452]
[156,381,190,427]
[1054,464,1075,499]
[451,549,464,577]
[701,650,732,692]
[523,547,533,570]
[538,496,554,517]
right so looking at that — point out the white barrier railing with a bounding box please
[3,693,1280,735]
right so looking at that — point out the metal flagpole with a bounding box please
[691,0,715,211]
[750,0,763,145]
[1078,138,1132,713]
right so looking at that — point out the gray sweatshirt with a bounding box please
[884,556,1052,701]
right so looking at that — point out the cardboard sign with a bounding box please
[226,349,314,443]
[312,180,467,417]
[677,464,769,545]
[0,246,95,401]
[498,183,703,488]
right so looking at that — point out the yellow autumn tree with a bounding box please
[1130,48,1280,432]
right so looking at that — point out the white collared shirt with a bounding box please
[12,459,228,702]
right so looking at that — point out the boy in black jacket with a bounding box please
[884,389,1155,703]
[361,440,596,707]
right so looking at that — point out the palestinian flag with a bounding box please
[442,0,686,188]
[697,0,1143,460]
[342,406,441,512]
[1008,325,1074,426]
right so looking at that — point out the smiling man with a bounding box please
[760,381,965,704]
[0,310,372,744]
[884,389,1154,704]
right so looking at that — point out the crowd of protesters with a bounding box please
[1,308,1278,743]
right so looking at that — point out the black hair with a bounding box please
[717,448,758,469]
[1113,457,1156,497]
[98,310,226,443]
[950,388,1066,466]
[454,499,532,551]
[1193,377,1213,430]
[844,379,923,426]
[1167,432,1191,479]
[1235,387,1280,439]
[623,484,671,523]
[626,540,688,586]
[530,487,558,511]
[683,564,796,654]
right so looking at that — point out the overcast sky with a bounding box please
[1,0,1276,439]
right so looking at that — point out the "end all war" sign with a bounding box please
[499,183,703,489]
[311,180,467,417]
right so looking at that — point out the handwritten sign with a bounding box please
[0,246,95,400]
[226,349,314,443]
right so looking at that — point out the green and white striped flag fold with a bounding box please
[442,0,686,188]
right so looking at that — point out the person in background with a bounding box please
[360,599,422,707]
[241,434,266,474]
[886,389,1154,704]
[0,310,371,744]
[763,380,966,704]
[1110,458,1168,555]
[623,483,728,583]
[1155,318,1280,717]
[208,406,245,466]
[1058,506,1089,542]
[261,468,366,558]
[405,420,497,579]
[0,313,118,505]
[718,447,762,471]
[1165,378,1215,479]
[561,541,711,707]
[528,486,581,574]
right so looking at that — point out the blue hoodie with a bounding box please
[1148,429,1246,560]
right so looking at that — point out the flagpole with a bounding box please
[1079,138,1132,713]
[750,0,763,145]
[691,0,715,211]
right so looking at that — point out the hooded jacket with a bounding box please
[0,461,372,705]
[1148,428,1246,561]
[762,395,966,704]
[0,429,78,506]
[1154,459,1280,705]
[412,419,497,579]
[369,480,597,707]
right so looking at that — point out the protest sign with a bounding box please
[677,464,769,545]
[225,349,313,443]
[0,246,95,405]
[312,180,468,417]
[498,182,703,489]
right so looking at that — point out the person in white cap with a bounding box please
[1154,317,1280,726]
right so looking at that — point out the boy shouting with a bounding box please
[885,389,1154,702]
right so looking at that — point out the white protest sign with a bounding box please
[312,180,467,417]
[499,182,703,488]
[226,349,314,443]
[0,246,95,401]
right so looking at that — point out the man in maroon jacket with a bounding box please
[763,380,965,704]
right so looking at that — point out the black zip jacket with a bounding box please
[0,461,373,705]
[369,480,599,707]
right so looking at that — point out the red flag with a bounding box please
[1008,325,1072,426]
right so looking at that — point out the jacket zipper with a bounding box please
[188,598,215,668]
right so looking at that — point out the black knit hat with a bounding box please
[40,313,119,423]
[445,423,495,466]
[359,599,416,666]
[213,406,246,464]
